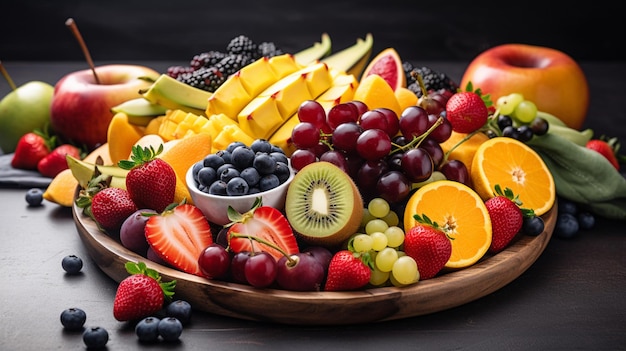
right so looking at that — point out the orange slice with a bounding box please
[159,132,213,181]
[404,180,492,269]
[471,137,555,216]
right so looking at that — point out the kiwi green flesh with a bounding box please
[285,162,363,246]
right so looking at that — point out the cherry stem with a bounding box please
[65,18,100,84]
[228,231,295,264]
[0,61,18,90]
[390,116,444,155]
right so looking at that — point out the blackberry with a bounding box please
[166,65,193,79]
[177,66,226,92]
[226,35,257,56]
[257,41,284,58]
[406,66,459,96]
[215,54,255,77]
[190,50,227,70]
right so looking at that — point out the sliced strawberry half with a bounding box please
[145,203,213,276]
[226,199,299,261]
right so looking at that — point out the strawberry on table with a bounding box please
[403,214,452,280]
[324,250,371,291]
[119,144,176,212]
[226,198,299,262]
[11,131,54,170]
[485,185,535,253]
[37,144,81,178]
[113,261,176,322]
[145,202,214,276]
[445,90,489,133]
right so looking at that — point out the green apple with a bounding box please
[0,81,54,153]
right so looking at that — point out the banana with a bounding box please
[321,33,373,79]
[141,74,212,114]
[548,124,594,146]
[294,33,332,66]
[66,155,129,190]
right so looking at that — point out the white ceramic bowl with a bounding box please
[186,163,295,226]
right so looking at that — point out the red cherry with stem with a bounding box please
[356,129,392,160]
[376,170,411,204]
[399,106,429,140]
[244,251,277,288]
[230,251,251,284]
[198,243,231,280]
[276,253,325,291]
[401,148,433,183]
[440,160,470,186]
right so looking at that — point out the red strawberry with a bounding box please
[485,185,533,253]
[145,203,214,276]
[445,91,489,133]
[586,139,620,170]
[11,131,53,170]
[324,250,371,291]
[119,145,176,212]
[226,198,299,262]
[403,215,452,280]
[90,187,138,232]
[113,261,175,321]
[37,144,81,178]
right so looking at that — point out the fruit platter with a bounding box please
[4,28,625,329]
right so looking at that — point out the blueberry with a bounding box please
[165,300,192,325]
[270,145,284,153]
[253,153,277,175]
[250,139,272,154]
[226,141,246,153]
[274,161,291,184]
[216,163,235,177]
[192,161,204,179]
[259,174,280,191]
[83,326,109,348]
[497,115,513,130]
[516,125,534,142]
[25,188,44,206]
[60,307,87,331]
[208,180,228,195]
[240,167,260,187]
[220,167,241,183]
[231,146,255,170]
[522,216,545,236]
[197,167,217,187]
[554,213,580,239]
[226,177,249,196]
[577,211,596,230]
[248,187,261,194]
[62,255,83,274]
[135,316,161,343]
[203,153,225,170]
[270,151,288,165]
[216,149,232,164]
[158,317,183,342]
[558,198,578,215]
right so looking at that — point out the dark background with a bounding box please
[1,0,624,65]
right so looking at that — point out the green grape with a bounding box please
[360,208,376,229]
[375,247,398,272]
[391,255,420,286]
[496,93,524,115]
[368,197,390,218]
[512,100,538,123]
[384,226,405,248]
[365,218,389,235]
[411,170,447,189]
[382,210,399,227]
[352,233,374,252]
[369,264,390,286]
[369,232,388,251]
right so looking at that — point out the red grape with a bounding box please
[401,148,433,183]
[440,160,470,186]
[376,170,411,203]
[291,122,320,149]
[297,100,326,128]
[319,150,349,173]
[332,122,362,154]
[290,149,317,171]
[356,129,391,160]
[399,106,429,140]
[327,103,359,130]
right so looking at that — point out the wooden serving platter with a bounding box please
[72,198,556,326]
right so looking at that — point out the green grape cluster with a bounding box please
[351,198,420,287]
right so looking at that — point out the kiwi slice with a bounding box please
[285,161,363,247]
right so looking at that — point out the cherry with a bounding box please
[244,251,277,288]
[198,243,231,280]
[276,253,325,291]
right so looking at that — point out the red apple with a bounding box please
[50,64,159,151]
[460,44,589,130]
